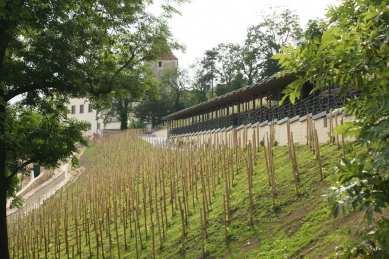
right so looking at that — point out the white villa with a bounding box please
[66,98,104,137]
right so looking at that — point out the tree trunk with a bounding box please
[0,102,10,259]
[174,88,180,112]
[120,110,128,130]
[119,99,130,130]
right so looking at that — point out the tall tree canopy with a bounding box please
[0,0,187,257]
[242,6,303,84]
[190,6,302,102]
[200,49,218,98]
[274,0,389,257]
[133,66,190,128]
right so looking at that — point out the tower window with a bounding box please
[158,61,162,67]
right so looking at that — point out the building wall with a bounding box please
[148,58,178,80]
[67,98,103,137]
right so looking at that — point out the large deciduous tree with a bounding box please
[132,67,189,129]
[0,0,186,257]
[274,0,389,257]
[241,6,302,84]
[160,67,190,112]
[201,50,218,98]
[213,43,245,96]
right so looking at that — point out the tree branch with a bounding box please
[7,159,34,181]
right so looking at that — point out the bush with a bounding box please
[128,119,146,129]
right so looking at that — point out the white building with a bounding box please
[67,98,103,137]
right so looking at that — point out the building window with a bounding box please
[80,104,84,113]
[158,61,162,67]
[71,105,76,114]
[97,123,100,130]
[324,116,328,128]
[88,104,93,112]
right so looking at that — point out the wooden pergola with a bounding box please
[163,72,347,137]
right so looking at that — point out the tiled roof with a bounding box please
[158,54,178,60]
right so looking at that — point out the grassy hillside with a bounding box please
[7,133,366,259]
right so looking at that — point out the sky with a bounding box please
[165,0,340,71]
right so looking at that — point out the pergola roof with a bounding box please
[163,72,303,120]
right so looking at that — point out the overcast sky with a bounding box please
[165,0,340,71]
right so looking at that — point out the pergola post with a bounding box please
[268,86,271,108]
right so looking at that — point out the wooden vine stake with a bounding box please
[266,131,277,211]
[328,109,334,144]
[151,223,156,259]
[287,118,291,152]
[306,112,311,147]
[178,196,186,247]
[247,142,254,224]
[290,132,300,195]
[314,129,323,180]
[223,195,228,239]
[200,208,205,255]
[335,111,340,148]
[341,116,346,157]
[263,144,271,187]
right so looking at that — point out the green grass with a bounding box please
[8,137,367,259]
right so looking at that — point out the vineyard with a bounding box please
[7,128,364,259]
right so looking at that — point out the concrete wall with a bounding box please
[104,121,121,130]
[153,129,168,137]
[6,169,67,222]
[171,111,354,148]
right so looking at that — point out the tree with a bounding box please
[160,67,190,112]
[6,99,89,204]
[201,50,219,98]
[133,89,173,129]
[132,67,189,129]
[274,0,389,257]
[239,6,302,85]
[190,62,211,103]
[212,43,245,96]
[103,66,160,130]
[0,0,187,257]
[129,118,147,129]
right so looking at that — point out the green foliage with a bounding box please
[0,0,189,256]
[7,99,89,175]
[243,6,303,83]
[188,6,303,104]
[274,0,389,257]
[129,118,147,129]
[160,67,190,112]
